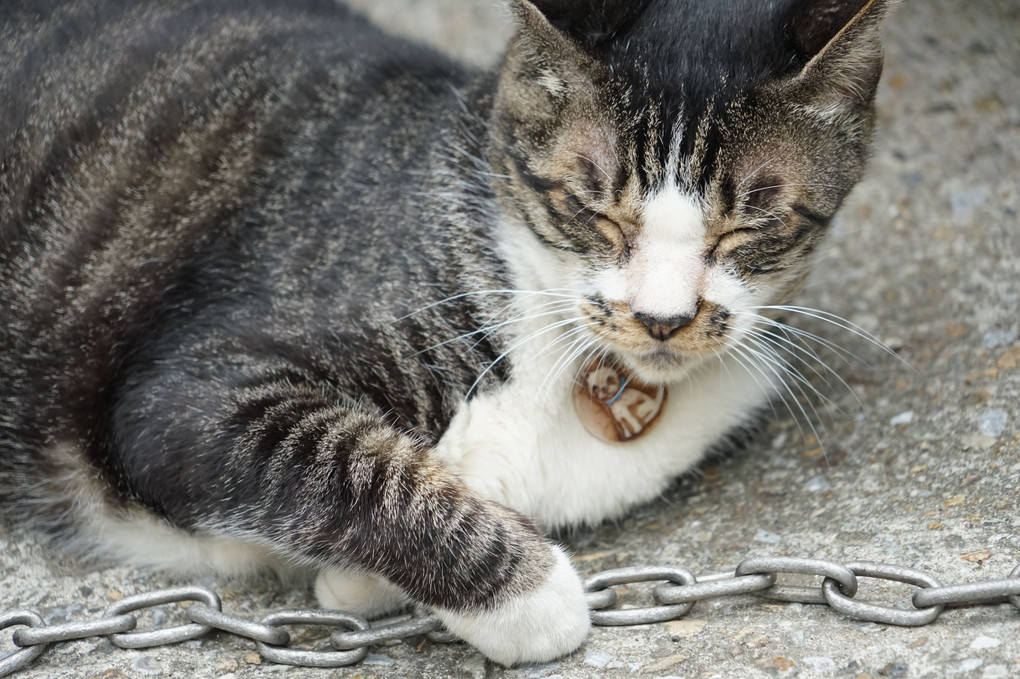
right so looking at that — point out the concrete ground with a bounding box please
[2,0,1018,677]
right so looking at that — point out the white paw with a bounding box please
[432,545,590,666]
[315,567,409,618]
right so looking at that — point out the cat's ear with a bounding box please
[502,0,593,102]
[508,0,582,61]
[789,0,894,109]
[510,0,649,48]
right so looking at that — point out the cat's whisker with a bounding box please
[745,318,832,361]
[529,321,595,367]
[741,335,833,409]
[746,326,841,390]
[742,204,790,228]
[565,340,613,397]
[574,154,616,186]
[551,338,616,404]
[538,328,603,397]
[471,295,592,348]
[739,312,845,372]
[536,339,589,397]
[477,295,579,329]
[419,300,579,355]
[531,322,601,394]
[754,346,834,450]
[716,345,783,424]
[400,288,582,319]
[564,336,607,386]
[465,314,591,397]
[562,200,606,229]
[725,344,804,438]
[739,320,864,410]
[749,304,914,370]
[736,182,843,200]
[741,311,864,365]
[577,187,614,201]
[741,333,847,417]
[735,156,779,195]
[743,319,827,366]
[589,343,614,377]
[728,341,827,451]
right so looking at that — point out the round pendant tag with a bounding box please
[572,359,667,444]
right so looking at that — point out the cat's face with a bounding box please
[490,0,887,383]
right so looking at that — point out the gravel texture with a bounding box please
[2,1,1018,677]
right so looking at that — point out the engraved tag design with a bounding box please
[573,359,667,443]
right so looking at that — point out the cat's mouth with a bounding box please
[616,347,697,384]
[636,347,685,368]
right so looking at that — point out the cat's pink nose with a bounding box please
[634,312,695,341]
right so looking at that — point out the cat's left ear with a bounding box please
[512,0,651,47]
[789,0,895,109]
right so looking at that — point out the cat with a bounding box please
[0,0,891,666]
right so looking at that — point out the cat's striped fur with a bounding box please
[0,0,890,664]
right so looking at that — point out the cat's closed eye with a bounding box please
[710,185,806,268]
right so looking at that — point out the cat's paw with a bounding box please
[432,545,590,666]
[315,567,409,618]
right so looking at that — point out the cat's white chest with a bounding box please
[434,349,773,528]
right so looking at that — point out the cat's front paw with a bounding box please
[432,545,590,666]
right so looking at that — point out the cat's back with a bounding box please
[0,0,361,159]
[0,0,486,456]
[0,0,472,327]
[1,0,344,353]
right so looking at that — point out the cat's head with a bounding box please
[488,0,891,383]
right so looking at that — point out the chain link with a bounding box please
[105,586,221,649]
[735,556,858,604]
[185,604,289,646]
[1,556,1017,676]
[252,610,370,667]
[0,612,46,677]
[584,565,697,625]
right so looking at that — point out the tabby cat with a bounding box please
[0,0,890,665]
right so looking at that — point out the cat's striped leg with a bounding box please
[109,358,590,665]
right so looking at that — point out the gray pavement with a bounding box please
[2,0,1018,677]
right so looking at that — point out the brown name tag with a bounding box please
[573,359,667,443]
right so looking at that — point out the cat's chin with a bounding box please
[618,348,702,385]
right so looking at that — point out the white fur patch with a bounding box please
[612,184,707,318]
[435,340,773,527]
[316,567,409,617]
[642,182,703,242]
[40,442,298,580]
[92,514,289,576]
[433,544,589,666]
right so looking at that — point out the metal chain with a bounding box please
[2,556,1017,676]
